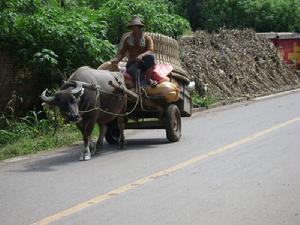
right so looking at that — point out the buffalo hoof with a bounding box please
[79,152,91,161]
[93,143,103,155]
[84,153,91,160]
[119,141,127,150]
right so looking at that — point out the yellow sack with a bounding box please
[145,81,180,103]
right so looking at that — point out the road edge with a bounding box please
[2,87,300,164]
[192,87,300,113]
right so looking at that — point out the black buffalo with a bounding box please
[41,66,128,160]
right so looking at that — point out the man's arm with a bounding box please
[111,37,128,64]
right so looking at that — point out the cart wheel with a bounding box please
[105,120,120,145]
[165,104,181,142]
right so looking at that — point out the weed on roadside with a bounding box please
[0,108,81,160]
[191,91,216,108]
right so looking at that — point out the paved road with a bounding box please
[1,91,300,225]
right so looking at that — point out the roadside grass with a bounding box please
[0,108,99,161]
[0,125,82,160]
[191,91,216,108]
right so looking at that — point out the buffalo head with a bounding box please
[41,81,84,122]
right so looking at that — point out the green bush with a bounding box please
[99,0,191,44]
[167,0,300,32]
[240,0,300,32]
[191,91,216,108]
[0,109,57,145]
[1,3,115,73]
[0,0,190,91]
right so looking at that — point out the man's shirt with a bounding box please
[118,32,154,62]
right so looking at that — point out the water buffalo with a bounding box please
[41,66,128,161]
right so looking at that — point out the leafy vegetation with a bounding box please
[0,122,81,160]
[0,0,190,83]
[167,0,300,32]
[99,0,191,44]
[0,107,81,160]
[191,92,216,108]
[0,1,116,78]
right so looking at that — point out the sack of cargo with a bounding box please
[123,63,172,83]
[145,64,172,84]
[145,81,180,102]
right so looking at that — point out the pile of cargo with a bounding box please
[179,29,299,101]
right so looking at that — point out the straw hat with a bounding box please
[127,15,144,28]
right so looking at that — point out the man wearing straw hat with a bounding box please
[111,15,156,86]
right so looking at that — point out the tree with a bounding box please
[167,0,300,32]
[99,0,191,44]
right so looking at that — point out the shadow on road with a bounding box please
[120,138,169,150]
[84,138,170,158]
[8,138,170,173]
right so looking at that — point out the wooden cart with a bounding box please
[101,33,194,143]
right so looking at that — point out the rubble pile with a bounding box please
[180,29,299,101]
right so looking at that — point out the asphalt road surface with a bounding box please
[1,90,300,225]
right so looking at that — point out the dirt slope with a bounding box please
[180,29,299,101]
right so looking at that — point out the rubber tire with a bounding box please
[105,120,120,145]
[165,104,181,142]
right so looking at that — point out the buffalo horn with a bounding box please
[71,81,83,95]
[41,89,55,103]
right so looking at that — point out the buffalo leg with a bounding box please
[117,117,126,149]
[95,123,108,153]
[81,137,92,161]
[77,118,95,161]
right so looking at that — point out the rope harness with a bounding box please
[77,81,139,117]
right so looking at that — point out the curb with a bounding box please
[192,87,300,114]
[252,87,300,101]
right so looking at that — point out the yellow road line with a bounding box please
[30,116,300,225]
